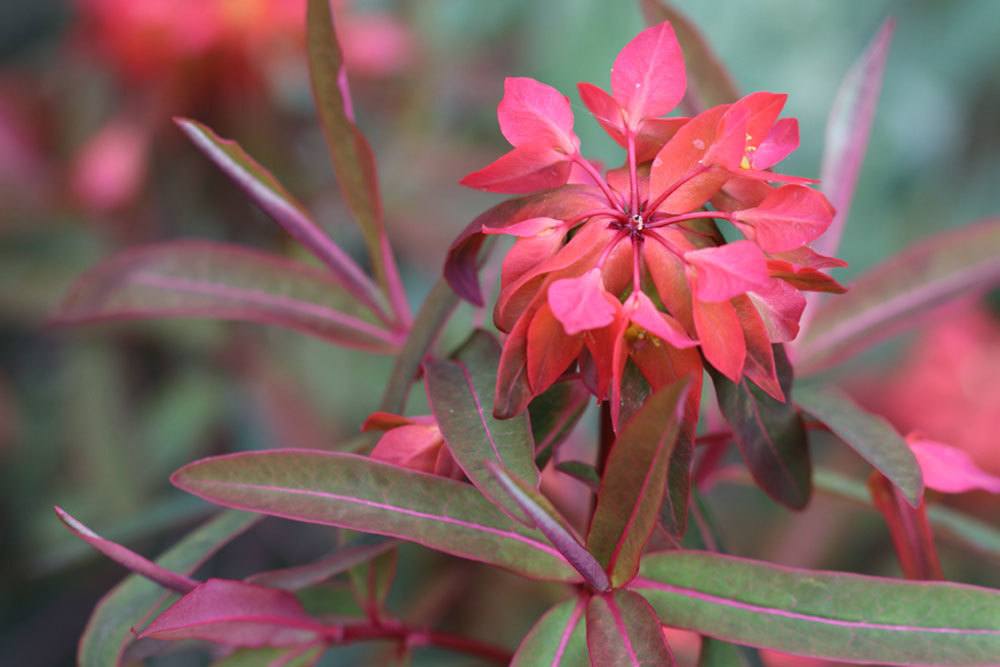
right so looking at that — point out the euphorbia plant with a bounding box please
[54,2,1000,665]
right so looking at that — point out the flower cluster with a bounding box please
[451,22,845,427]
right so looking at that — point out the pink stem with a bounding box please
[572,153,625,211]
[626,129,640,213]
[631,238,642,293]
[647,210,732,229]
[647,164,711,214]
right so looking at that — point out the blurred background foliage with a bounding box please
[0,1,997,665]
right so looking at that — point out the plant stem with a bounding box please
[597,402,614,476]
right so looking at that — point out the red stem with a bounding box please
[647,210,732,229]
[572,153,625,211]
[647,163,711,214]
[626,129,640,213]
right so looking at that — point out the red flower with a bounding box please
[450,22,842,426]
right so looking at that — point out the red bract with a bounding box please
[363,412,463,479]
[452,21,841,425]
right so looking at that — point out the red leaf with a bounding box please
[908,435,1000,495]
[685,241,770,303]
[732,295,783,401]
[611,22,686,128]
[445,185,604,305]
[527,303,585,395]
[578,82,687,161]
[649,105,730,213]
[54,507,198,594]
[548,268,619,335]
[624,291,697,349]
[731,184,835,253]
[746,278,805,342]
[460,143,573,194]
[140,579,325,647]
[692,296,745,383]
[499,77,579,154]
[868,473,943,580]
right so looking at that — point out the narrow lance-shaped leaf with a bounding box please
[632,550,1000,666]
[79,510,258,667]
[175,118,390,324]
[868,472,943,581]
[55,506,197,593]
[531,380,591,470]
[426,330,538,523]
[172,450,580,583]
[587,380,688,587]
[486,461,610,592]
[52,241,400,354]
[640,0,740,110]
[796,384,923,506]
[796,218,1000,373]
[810,19,894,260]
[586,589,675,667]
[511,597,589,667]
[305,0,409,321]
[141,579,326,648]
[708,345,811,509]
[247,538,398,591]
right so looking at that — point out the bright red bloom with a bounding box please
[451,22,842,426]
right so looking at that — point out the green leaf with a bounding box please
[531,380,591,470]
[426,330,538,523]
[79,510,258,667]
[587,381,688,587]
[211,646,324,667]
[640,0,740,109]
[172,450,579,583]
[511,597,588,667]
[247,537,398,591]
[633,550,1000,665]
[812,469,1000,561]
[52,241,398,353]
[305,0,405,316]
[698,639,764,667]
[586,590,674,666]
[708,345,811,509]
[797,218,1000,373]
[796,385,923,506]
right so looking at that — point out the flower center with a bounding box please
[629,213,645,231]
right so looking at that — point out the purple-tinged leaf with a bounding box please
[586,590,674,667]
[52,241,400,353]
[587,381,688,587]
[55,506,197,593]
[172,450,580,583]
[795,385,923,507]
[530,380,591,470]
[511,597,588,667]
[486,461,610,592]
[140,579,325,648]
[633,550,1000,665]
[708,345,811,509]
[796,219,1000,372]
[445,185,605,305]
[640,0,739,110]
[79,510,258,667]
[175,118,390,324]
[426,330,538,524]
[305,0,409,322]
[810,19,894,260]
[869,473,943,581]
[247,538,398,591]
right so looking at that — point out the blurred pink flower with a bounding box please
[70,117,148,212]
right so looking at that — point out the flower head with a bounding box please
[451,22,843,426]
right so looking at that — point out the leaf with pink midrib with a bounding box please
[586,590,674,666]
[511,597,588,666]
[172,450,579,583]
[52,241,399,353]
[632,550,1000,665]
